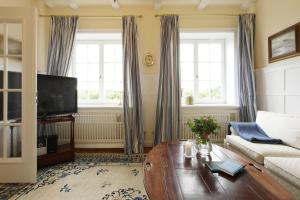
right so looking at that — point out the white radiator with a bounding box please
[54,108,239,148]
[55,111,124,148]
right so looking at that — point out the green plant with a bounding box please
[187,116,220,144]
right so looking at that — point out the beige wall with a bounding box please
[37,5,242,145]
[255,0,300,68]
[38,5,242,72]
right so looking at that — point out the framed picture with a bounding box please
[268,22,300,63]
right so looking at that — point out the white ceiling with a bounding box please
[43,0,256,9]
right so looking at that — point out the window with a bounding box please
[180,32,236,105]
[71,32,123,105]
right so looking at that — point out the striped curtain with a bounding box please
[154,15,181,145]
[122,16,144,154]
[47,16,78,76]
[238,14,257,122]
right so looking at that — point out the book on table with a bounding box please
[206,160,245,176]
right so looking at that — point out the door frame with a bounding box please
[0,7,37,183]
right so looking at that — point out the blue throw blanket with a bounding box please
[230,122,282,144]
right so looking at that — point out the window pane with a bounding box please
[87,44,99,63]
[8,92,21,120]
[0,125,22,158]
[8,58,22,89]
[104,45,116,62]
[210,63,222,81]
[116,44,122,63]
[8,23,22,55]
[88,82,100,100]
[88,63,99,82]
[78,82,88,100]
[180,44,194,62]
[210,81,222,100]
[181,80,194,97]
[76,64,88,82]
[198,81,210,100]
[210,43,222,62]
[198,43,209,62]
[104,63,115,81]
[180,63,194,81]
[76,44,87,63]
[116,63,123,81]
[104,81,122,102]
[198,62,210,81]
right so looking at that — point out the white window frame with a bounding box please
[72,37,122,106]
[181,39,227,104]
[180,29,238,106]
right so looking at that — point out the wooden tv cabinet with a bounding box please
[37,115,75,169]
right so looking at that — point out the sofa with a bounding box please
[225,111,300,198]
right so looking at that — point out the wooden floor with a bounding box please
[75,147,153,154]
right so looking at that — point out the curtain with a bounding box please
[154,15,181,145]
[238,14,257,122]
[122,16,144,154]
[47,16,78,76]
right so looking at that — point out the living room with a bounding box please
[0,0,299,199]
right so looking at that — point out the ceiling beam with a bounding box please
[67,0,79,10]
[153,0,161,10]
[111,0,120,9]
[43,0,55,8]
[240,0,256,10]
[197,0,209,10]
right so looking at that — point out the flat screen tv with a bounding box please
[37,74,77,117]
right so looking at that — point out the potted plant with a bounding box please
[187,116,220,155]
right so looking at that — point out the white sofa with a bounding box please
[225,111,300,198]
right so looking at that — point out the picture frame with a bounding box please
[268,22,300,63]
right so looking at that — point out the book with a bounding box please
[217,160,245,176]
[205,161,222,173]
[206,160,245,176]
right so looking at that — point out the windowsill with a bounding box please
[181,104,239,110]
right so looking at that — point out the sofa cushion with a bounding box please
[226,135,300,164]
[256,111,300,149]
[264,157,300,189]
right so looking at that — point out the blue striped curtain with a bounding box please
[154,15,181,145]
[238,14,257,122]
[47,16,78,76]
[122,16,144,154]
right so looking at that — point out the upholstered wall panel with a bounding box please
[256,57,300,114]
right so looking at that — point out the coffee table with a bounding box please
[143,141,294,200]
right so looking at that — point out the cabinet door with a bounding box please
[0,7,37,183]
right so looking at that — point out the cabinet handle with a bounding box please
[145,162,152,171]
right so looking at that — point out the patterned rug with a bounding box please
[0,154,148,200]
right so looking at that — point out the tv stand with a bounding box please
[37,115,75,168]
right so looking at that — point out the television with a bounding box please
[37,74,77,117]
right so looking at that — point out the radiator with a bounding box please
[54,109,238,148]
[55,111,124,148]
[181,111,238,145]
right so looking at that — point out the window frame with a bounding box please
[72,37,122,106]
[180,38,227,104]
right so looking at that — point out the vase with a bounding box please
[195,140,212,156]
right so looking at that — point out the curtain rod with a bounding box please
[39,14,143,19]
[154,13,254,17]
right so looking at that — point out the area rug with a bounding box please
[0,154,148,200]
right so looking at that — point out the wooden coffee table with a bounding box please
[143,141,294,200]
